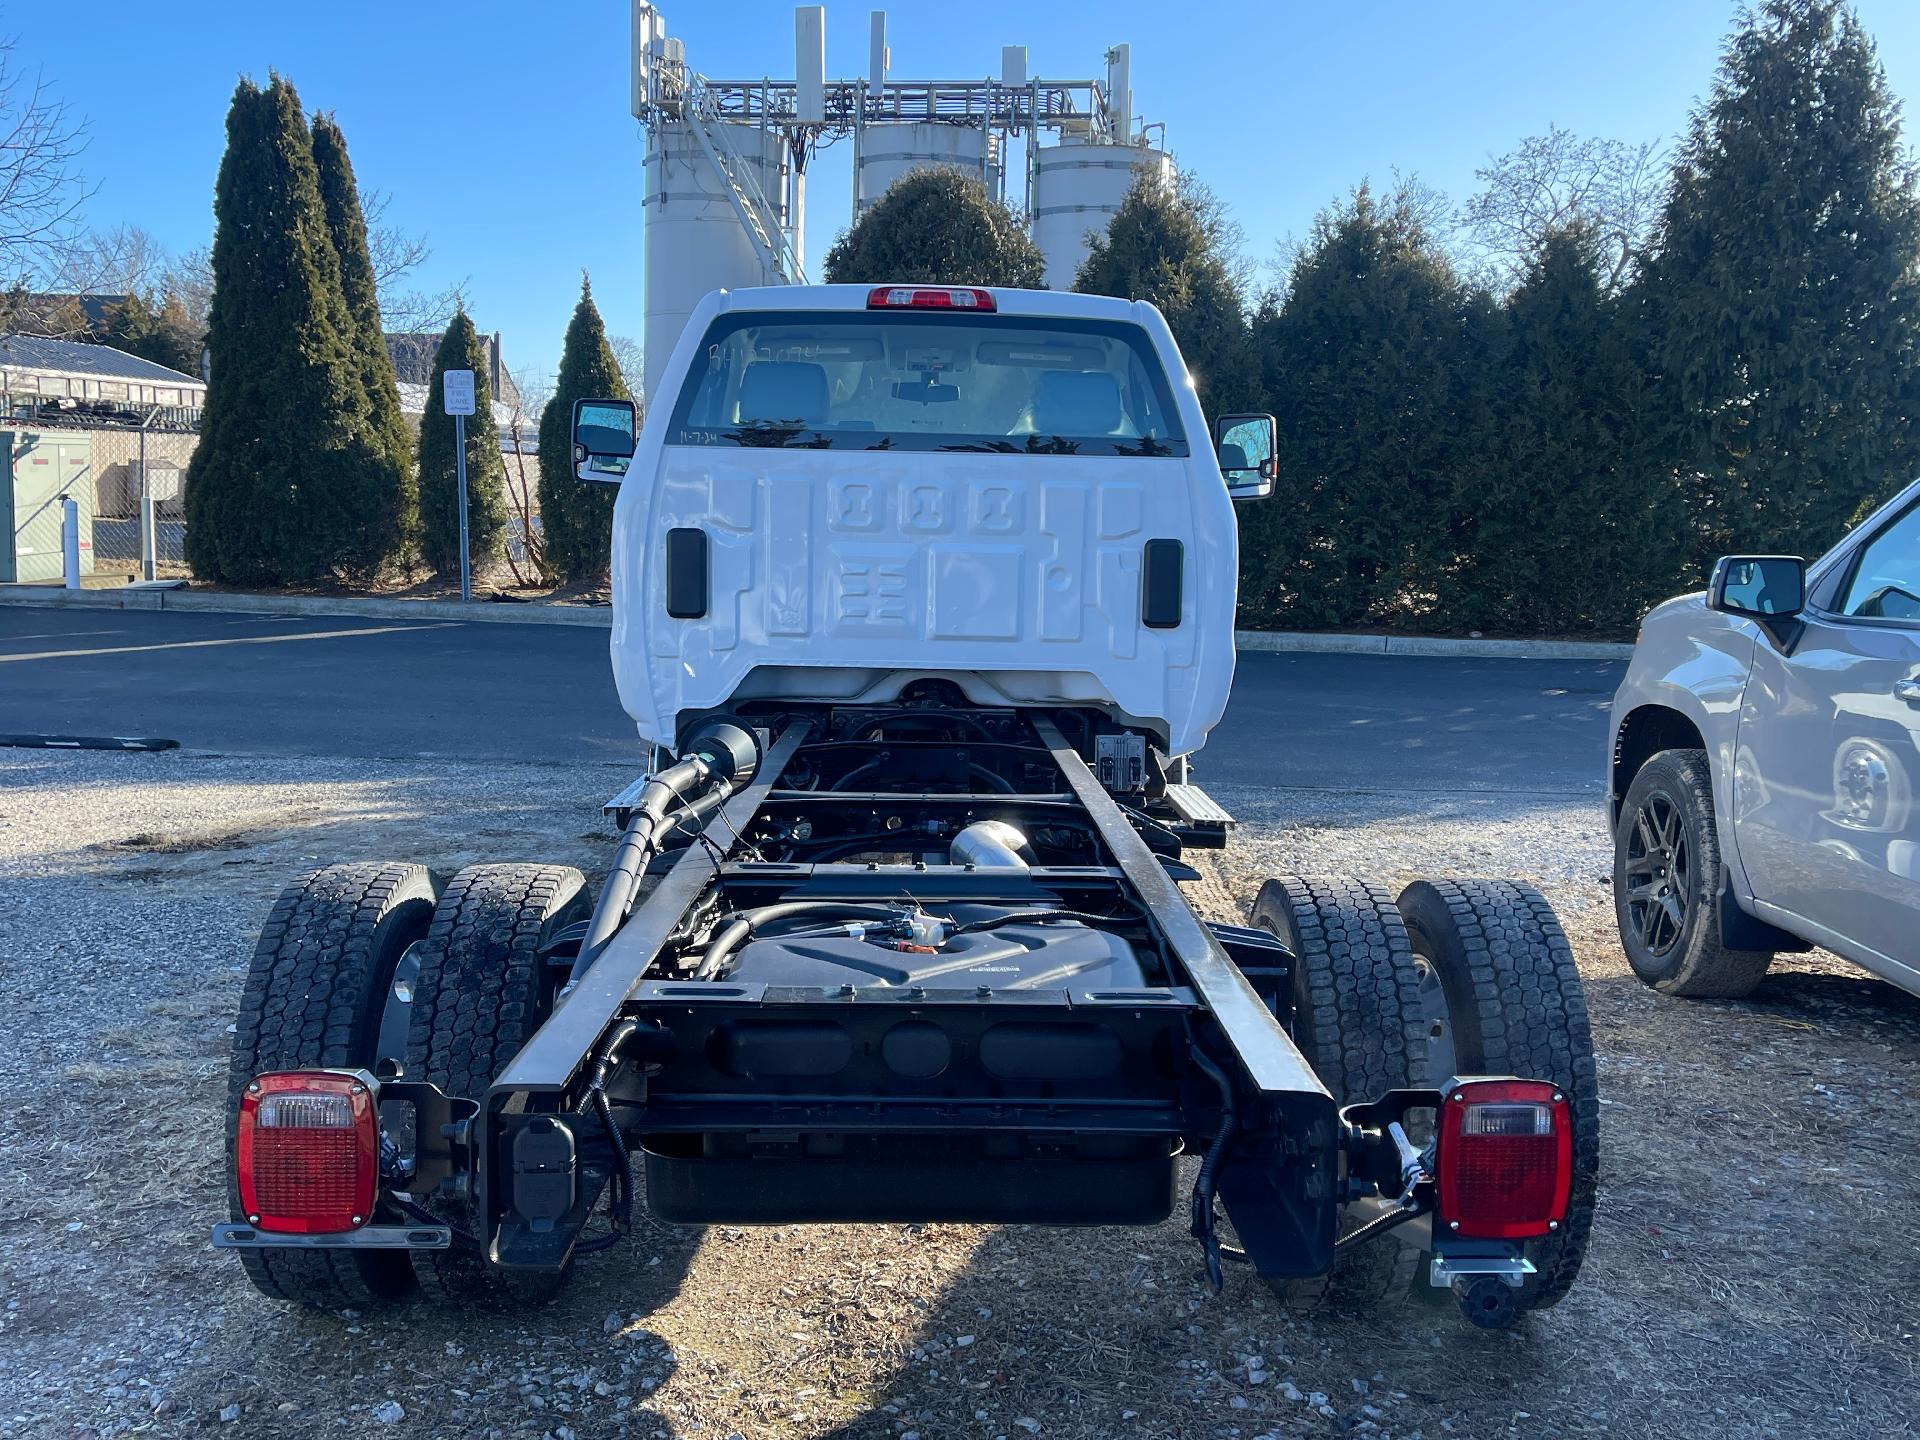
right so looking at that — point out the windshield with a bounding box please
[667,309,1189,456]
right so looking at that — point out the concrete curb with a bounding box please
[0,585,1635,659]
[1235,631,1635,661]
[0,585,612,627]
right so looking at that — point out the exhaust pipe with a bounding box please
[949,820,1033,869]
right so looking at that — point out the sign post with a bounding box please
[443,369,477,602]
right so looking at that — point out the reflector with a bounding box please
[1435,1078,1571,1240]
[235,1070,379,1235]
[866,286,997,312]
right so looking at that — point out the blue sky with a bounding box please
[16,1,1920,384]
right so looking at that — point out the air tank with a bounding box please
[1031,138,1173,291]
[856,122,1002,215]
[642,120,790,403]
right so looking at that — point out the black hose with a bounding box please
[1188,1044,1238,1293]
[857,709,992,741]
[827,759,884,792]
[572,1020,640,1255]
[1335,1202,1423,1252]
[694,901,912,979]
[574,755,742,979]
[953,906,1143,934]
[572,1088,632,1255]
[576,813,655,974]
[968,763,1015,793]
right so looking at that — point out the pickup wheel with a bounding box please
[1248,875,1429,1312]
[404,863,589,1307]
[1396,879,1599,1312]
[227,862,437,1308]
[1614,748,1773,998]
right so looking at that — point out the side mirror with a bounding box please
[1710,555,1806,619]
[1213,413,1276,500]
[572,397,637,484]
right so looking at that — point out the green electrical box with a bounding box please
[1,429,94,584]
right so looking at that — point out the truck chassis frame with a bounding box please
[218,704,1583,1322]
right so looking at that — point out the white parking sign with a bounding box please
[443,369,476,416]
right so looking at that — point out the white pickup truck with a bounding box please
[216,283,1598,1334]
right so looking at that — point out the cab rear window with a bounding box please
[666,310,1188,456]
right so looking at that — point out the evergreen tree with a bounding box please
[1639,0,1920,563]
[1075,170,1258,413]
[184,75,404,584]
[824,169,1046,288]
[104,291,158,360]
[417,309,508,576]
[1240,185,1490,629]
[536,278,630,584]
[152,293,205,377]
[312,112,415,549]
[107,291,203,376]
[1453,227,1687,632]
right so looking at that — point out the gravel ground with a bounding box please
[2,748,1916,1440]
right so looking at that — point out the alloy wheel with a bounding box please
[1624,793,1691,957]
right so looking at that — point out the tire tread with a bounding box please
[404,863,587,1306]
[1615,749,1773,998]
[1249,875,1427,1310]
[227,862,434,1308]
[1398,878,1599,1310]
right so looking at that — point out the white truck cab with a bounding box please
[571,283,1275,758]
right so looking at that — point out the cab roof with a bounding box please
[714,283,1162,326]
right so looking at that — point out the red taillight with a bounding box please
[1434,1079,1571,1240]
[235,1070,378,1234]
[866,285,997,312]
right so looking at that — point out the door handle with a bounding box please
[1895,678,1920,704]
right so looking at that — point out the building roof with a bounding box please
[395,381,526,441]
[0,334,203,386]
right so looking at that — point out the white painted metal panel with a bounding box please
[610,286,1234,757]
[857,122,1001,214]
[1032,141,1172,291]
[795,6,826,123]
[641,123,789,404]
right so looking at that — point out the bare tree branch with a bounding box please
[498,371,546,587]
[359,187,463,334]
[38,222,165,299]
[161,244,214,330]
[1459,126,1666,291]
[606,334,644,401]
[0,37,90,273]
[0,35,92,330]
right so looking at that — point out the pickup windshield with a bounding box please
[667,310,1189,456]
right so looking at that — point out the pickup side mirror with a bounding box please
[1212,413,1276,500]
[1710,555,1806,619]
[573,397,637,484]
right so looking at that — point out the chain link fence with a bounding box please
[85,426,198,578]
[14,411,555,590]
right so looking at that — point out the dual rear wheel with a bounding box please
[227,861,587,1310]
[1247,874,1599,1318]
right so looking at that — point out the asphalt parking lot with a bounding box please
[3,603,1913,1440]
[0,607,1621,791]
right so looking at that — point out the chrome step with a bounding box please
[1165,782,1233,828]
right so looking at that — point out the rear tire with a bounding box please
[404,863,589,1307]
[1248,875,1429,1311]
[1396,878,1599,1312]
[1614,749,1773,998]
[227,863,436,1308]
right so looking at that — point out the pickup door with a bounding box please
[1736,495,1920,984]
